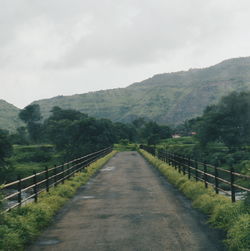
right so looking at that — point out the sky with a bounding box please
[1,0,250,108]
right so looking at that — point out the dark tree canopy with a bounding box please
[140,121,172,145]
[0,129,13,182]
[19,104,42,123]
[19,104,43,143]
[195,91,250,149]
[0,129,12,166]
[44,107,117,159]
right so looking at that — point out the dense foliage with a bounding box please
[195,92,250,149]
[19,104,43,144]
[167,91,250,176]
[13,105,171,159]
[0,129,13,181]
[44,107,116,159]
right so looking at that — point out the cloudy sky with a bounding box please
[1,0,250,108]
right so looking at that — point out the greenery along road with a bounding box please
[28,152,224,251]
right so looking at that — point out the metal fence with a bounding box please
[140,145,250,202]
[1,146,113,212]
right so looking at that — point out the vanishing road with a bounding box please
[28,151,225,251]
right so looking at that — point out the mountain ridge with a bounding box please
[1,56,250,131]
[0,100,24,132]
[32,56,250,125]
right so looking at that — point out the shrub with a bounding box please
[192,193,230,215]
[226,214,250,251]
[209,200,248,231]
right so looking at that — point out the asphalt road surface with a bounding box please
[28,151,225,251]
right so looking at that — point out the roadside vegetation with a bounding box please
[156,92,250,178]
[0,151,116,251]
[0,90,250,250]
[158,136,250,179]
[140,149,250,251]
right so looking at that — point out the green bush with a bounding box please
[209,200,248,231]
[192,193,230,215]
[226,214,250,250]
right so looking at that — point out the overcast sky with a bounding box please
[1,0,250,108]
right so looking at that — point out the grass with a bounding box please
[139,149,250,251]
[0,150,116,251]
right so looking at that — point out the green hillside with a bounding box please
[0,100,24,132]
[33,56,250,125]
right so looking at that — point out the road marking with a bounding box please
[82,196,95,199]
[101,166,116,171]
[37,238,61,246]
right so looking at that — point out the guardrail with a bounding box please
[1,146,113,212]
[140,145,250,202]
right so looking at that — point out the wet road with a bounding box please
[28,151,224,251]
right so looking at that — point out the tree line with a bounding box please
[0,104,172,165]
[1,90,250,181]
[176,91,250,150]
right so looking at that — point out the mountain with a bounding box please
[32,57,250,126]
[0,100,24,132]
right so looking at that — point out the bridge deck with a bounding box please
[28,151,225,251]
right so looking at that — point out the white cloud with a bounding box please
[0,0,250,108]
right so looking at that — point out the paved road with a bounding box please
[28,151,225,251]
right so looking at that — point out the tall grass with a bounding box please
[0,151,116,251]
[139,149,250,251]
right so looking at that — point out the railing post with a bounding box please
[182,156,186,175]
[188,157,191,179]
[67,163,70,179]
[54,165,57,187]
[61,164,65,184]
[203,163,208,188]
[17,175,22,207]
[45,166,49,192]
[33,171,38,203]
[214,166,219,194]
[230,167,236,203]
[178,155,181,173]
[195,160,198,181]
[173,154,176,169]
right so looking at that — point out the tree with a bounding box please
[196,92,250,149]
[0,129,13,183]
[19,104,42,143]
[44,107,116,160]
[19,104,41,123]
[113,122,137,142]
[141,121,172,145]
[9,127,29,145]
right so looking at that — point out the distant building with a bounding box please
[191,132,197,135]
[172,134,181,138]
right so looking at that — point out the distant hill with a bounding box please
[32,57,250,125]
[0,100,24,132]
[1,56,250,131]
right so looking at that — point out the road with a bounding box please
[28,151,225,251]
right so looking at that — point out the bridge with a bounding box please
[26,151,225,250]
[1,146,249,250]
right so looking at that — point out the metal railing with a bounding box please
[1,146,113,212]
[140,145,250,202]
